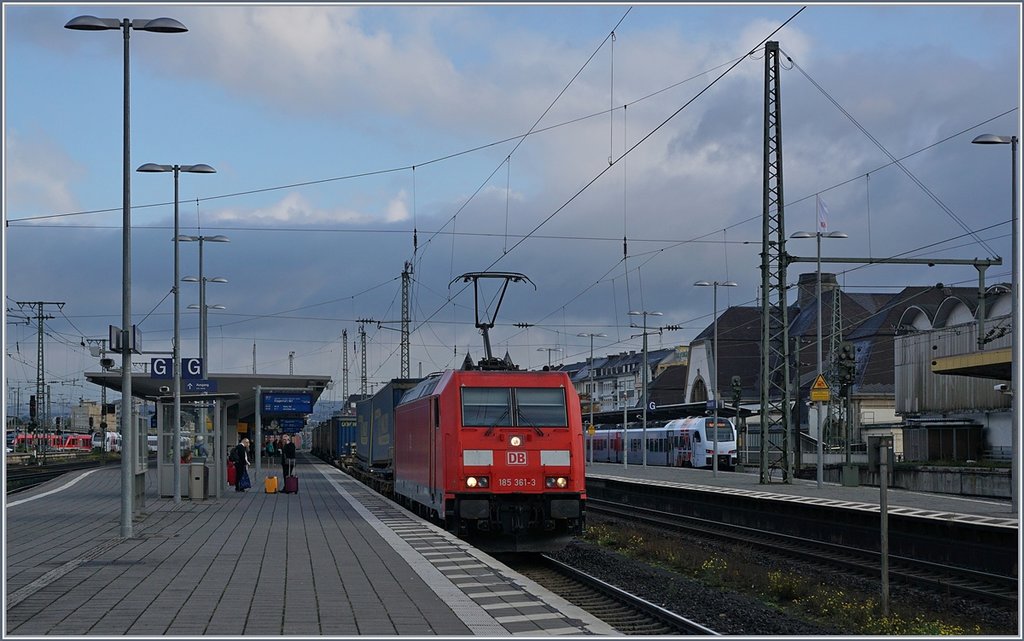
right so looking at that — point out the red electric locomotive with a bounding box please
[394,368,586,552]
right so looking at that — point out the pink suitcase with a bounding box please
[282,475,299,494]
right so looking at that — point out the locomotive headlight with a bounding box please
[466,476,489,488]
[509,435,522,447]
[545,476,568,489]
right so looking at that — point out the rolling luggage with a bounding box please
[226,461,237,486]
[282,475,299,494]
[264,475,278,494]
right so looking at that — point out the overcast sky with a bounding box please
[3,2,1020,412]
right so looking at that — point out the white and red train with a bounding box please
[590,417,738,469]
[11,431,121,453]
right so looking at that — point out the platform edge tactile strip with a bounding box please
[314,464,619,636]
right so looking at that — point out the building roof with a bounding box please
[649,364,690,406]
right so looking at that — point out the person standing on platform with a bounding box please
[265,437,276,463]
[282,434,296,478]
[234,437,251,492]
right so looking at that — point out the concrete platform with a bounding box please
[5,455,618,636]
[584,461,1018,528]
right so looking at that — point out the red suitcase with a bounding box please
[226,461,237,486]
[282,475,298,494]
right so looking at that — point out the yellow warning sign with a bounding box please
[587,425,596,436]
[810,374,831,402]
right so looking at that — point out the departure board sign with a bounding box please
[278,418,305,433]
[261,392,312,414]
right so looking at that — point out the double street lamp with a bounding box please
[65,13,188,538]
[183,235,228,455]
[187,297,227,377]
[578,332,607,464]
[537,347,563,369]
[629,310,662,466]
[137,163,216,504]
[181,235,230,380]
[791,230,847,489]
[694,281,738,477]
[972,133,1018,514]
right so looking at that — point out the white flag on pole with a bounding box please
[816,194,830,232]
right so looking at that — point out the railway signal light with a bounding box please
[731,375,742,404]
[838,341,856,390]
[29,395,37,420]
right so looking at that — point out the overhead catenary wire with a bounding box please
[12,8,1012,386]
[781,48,998,258]
[411,8,808,352]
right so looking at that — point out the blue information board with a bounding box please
[277,418,304,433]
[262,392,312,414]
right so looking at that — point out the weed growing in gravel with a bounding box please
[700,555,728,577]
[584,523,619,546]
[584,516,1003,635]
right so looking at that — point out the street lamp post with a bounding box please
[791,230,847,489]
[137,163,215,504]
[578,332,607,465]
[65,14,187,538]
[972,133,1018,514]
[695,281,738,477]
[181,235,230,379]
[536,347,563,369]
[629,310,662,466]
[183,234,228,474]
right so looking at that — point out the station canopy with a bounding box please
[84,371,331,426]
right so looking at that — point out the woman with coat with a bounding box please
[234,437,251,492]
[281,435,297,478]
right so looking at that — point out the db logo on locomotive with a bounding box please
[506,451,528,465]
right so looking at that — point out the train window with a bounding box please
[515,388,567,427]
[462,388,512,427]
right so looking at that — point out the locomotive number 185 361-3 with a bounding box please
[497,478,537,488]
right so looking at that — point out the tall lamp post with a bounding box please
[791,230,847,489]
[183,234,228,465]
[578,332,607,464]
[972,133,1018,514]
[629,310,662,466]
[537,347,563,369]
[65,14,187,538]
[695,281,738,477]
[181,235,230,380]
[187,299,227,372]
[137,163,215,504]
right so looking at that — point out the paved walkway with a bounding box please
[5,455,617,637]
[586,461,1018,526]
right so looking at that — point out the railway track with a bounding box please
[5,460,114,494]
[502,553,718,635]
[589,498,1018,608]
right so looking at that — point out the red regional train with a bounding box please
[392,368,587,552]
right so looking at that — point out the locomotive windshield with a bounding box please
[516,388,567,426]
[462,388,512,426]
[461,387,567,428]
